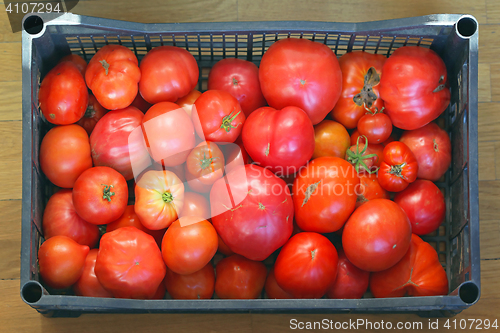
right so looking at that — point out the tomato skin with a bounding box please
[217,234,234,256]
[73,249,114,298]
[39,61,89,125]
[60,54,87,76]
[165,263,215,299]
[342,199,412,272]
[259,38,342,125]
[326,249,369,299]
[222,138,252,175]
[42,189,99,248]
[176,89,202,118]
[394,180,445,235]
[130,91,152,113]
[370,234,448,297]
[179,192,210,220]
[215,254,267,299]
[399,122,451,181]
[357,111,393,144]
[379,46,451,130]
[185,170,213,194]
[186,141,225,186]
[378,141,419,192]
[274,232,339,299]
[265,267,294,299]
[40,124,93,188]
[312,120,351,159]
[355,173,389,208]
[208,58,266,117]
[38,235,90,290]
[76,94,108,135]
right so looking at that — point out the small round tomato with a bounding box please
[265,267,293,299]
[355,173,389,208]
[326,249,369,299]
[186,141,225,186]
[357,108,393,144]
[378,141,419,192]
[76,94,108,135]
[176,89,202,118]
[73,249,113,298]
[312,120,350,159]
[165,263,215,299]
[179,192,210,220]
[59,54,87,76]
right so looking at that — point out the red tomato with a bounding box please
[378,141,419,192]
[379,46,450,130]
[179,192,210,220]
[151,279,167,299]
[85,45,141,110]
[39,61,88,125]
[293,157,359,233]
[342,199,412,272]
[221,138,252,175]
[355,173,389,208]
[42,189,99,248]
[139,46,199,104]
[40,124,92,188]
[399,122,451,181]
[73,249,113,298]
[130,91,152,113]
[186,141,225,186]
[259,38,342,125]
[312,120,351,159]
[326,249,369,299]
[38,235,89,289]
[176,89,202,118]
[242,106,315,176]
[350,129,365,146]
[217,234,234,256]
[331,51,386,129]
[185,172,213,194]
[265,267,294,299]
[370,234,448,297]
[72,166,129,225]
[60,54,87,76]
[165,263,215,299]
[357,108,393,144]
[76,94,108,135]
[394,180,445,235]
[345,137,384,174]
[208,58,266,117]
[95,227,166,299]
[211,164,294,261]
[274,232,338,299]
[215,254,267,299]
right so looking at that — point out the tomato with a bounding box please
[326,249,369,299]
[394,180,445,235]
[130,91,152,113]
[38,235,89,290]
[378,141,419,192]
[151,279,167,299]
[208,58,266,117]
[312,120,350,160]
[42,189,99,248]
[379,46,450,130]
[217,234,234,256]
[60,54,87,76]
[76,94,108,135]
[370,234,448,297]
[185,172,213,194]
[90,106,151,181]
[293,157,359,233]
[186,141,225,186]
[355,173,389,208]
[345,137,383,174]
[214,254,267,299]
[265,267,293,299]
[179,192,210,220]
[139,46,199,104]
[134,170,184,230]
[95,227,166,299]
[222,138,252,175]
[357,108,393,144]
[193,90,246,144]
[85,45,141,110]
[274,232,338,299]
[176,89,202,118]
[331,51,386,129]
[399,122,451,181]
[242,106,314,176]
[211,164,294,261]
[73,249,113,298]
[165,263,215,299]
[259,38,342,125]
[142,102,196,167]
[40,124,92,188]
[342,199,412,272]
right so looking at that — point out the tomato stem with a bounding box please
[232,77,239,86]
[101,184,115,202]
[433,139,439,152]
[220,109,242,133]
[353,67,380,108]
[162,191,174,203]
[200,151,217,170]
[345,136,379,174]
[84,104,95,118]
[387,162,407,179]
[99,60,110,75]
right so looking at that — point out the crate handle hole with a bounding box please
[458,281,479,304]
[21,281,43,304]
[23,15,44,35]
[456,16,478,39]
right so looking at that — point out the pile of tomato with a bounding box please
[37,37,452,300]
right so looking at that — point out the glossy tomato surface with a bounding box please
[73,249,114,298]
[326,249,369,299]
[264,267,294,299]
[165,263,215,299]
[312,120,351,160]
[378,141,419,192]
[76,94,108,135]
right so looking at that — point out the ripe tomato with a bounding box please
[274,232,338,299]
[265,267,293,299]
[342,199,412,272]
[60,54,87,76]
[85,45,141,110]
[399,122,451,181]
[130,91,152,113]
[214,254,267,299]
[179,192,210,220]
[379,46,450,130]
[76,94,108,135]
[326,249,369,299]
[350,129,365,146]
[217,234,234,256]
[293,157,359,233]
[39,61,88,125]
[370,234,448,297]
[151,279,167,299]
[394,180,445,235]
[95,227,166,299]
[211,164,294,261]
[38,235,89,290]
[185,171,213,194]
[176,89,202,118]
[222,138,252,175]
[73,249,113,298]
[345,137,384,174]
[242,106,314,176]
[165,263,215,299]
[378,141,419,192]
[208,58,266,117]
[259,38,342,125]
[40,124,92,188]
[355,173,389,208]
[357,108,393,144]
[42,189,99,248]
[186,141,225,186]
[331,51,386,129]
[312,120,350,160]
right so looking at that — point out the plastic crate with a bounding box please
[20,13,480,317]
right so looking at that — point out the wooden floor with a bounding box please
[1,0,499,331]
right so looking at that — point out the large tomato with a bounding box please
[179,192,210,219]
[60,54,87,76]
[274,232,338,299]
[293,157,359,233]
[259,38,342,125]
[379,46,451,130]
[73,249,113,298]
[139,46,199,104]
[331,51,386,129]
[342,199,412,272]
[40,124,92,188]
[312,120,350,159]
[185,141,225,186]
[76,94,108,135]
[265,267,294,299]
[378,141,419,192]
[326,249,369,299]
[208,58,266,117]
[176,89,202,118]
[210,164,294,261]
[85,45,141,110]
[165,263,215,299]
[356,173,389,208]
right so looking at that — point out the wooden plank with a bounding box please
[478,24,500,64]
[0,6,21,42]
[0,200,21,279]
[0,121,22,160]
[480,220,500,259]
[480,259,500,298]
[479,180,500,220]
[478,63,491,103]
[479,141,496,181]
[487,0,500,23]
[490,63,500,102]
[0,42,21,82]
[478,102,500,142]
[0,81,22,121]
[496,142,500,179]
[0,159,22,200]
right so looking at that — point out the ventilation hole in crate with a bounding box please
[457,16,478,38]
[439,253,446,264]
[459,281,479,304]
[439,225,446,236]
[22,282,43,304]
[24,15,44,35]
[428,241,437,250]
[439,242,446,252]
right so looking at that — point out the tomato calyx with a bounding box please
[311,249,317,259]
[200,152,216,170]
[162,191,174,203]
[432,75,446,93]
[232,77,239,86]
[353,67,380,108]
[346,136,379,174]
[101,184,115,202]
[363,106,385,116]
[99,60,110,75]
[258,202,266,210]
[84,104,96,118]
[220,109,242,133]
[387,162,407,179]
[302,180,321,207]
